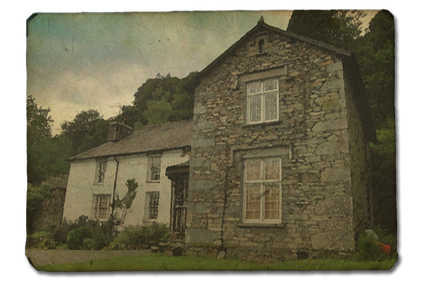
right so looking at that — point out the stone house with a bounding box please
[182,18,376,260]
[62,120,192,228]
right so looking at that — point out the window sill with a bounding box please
[146,180,160,183]
[237,223,285,228]
[242,120,282,128]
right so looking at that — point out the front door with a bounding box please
[171,175,188,240]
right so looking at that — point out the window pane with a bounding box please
[264,158,280,180]
[96,195,110,219]
[246,161,261,181]
[263,79,277,91]
[248,81,262,94]
[264,92,278,121]
[148,192,160,219]
[249,95,262,123]
[264,183,280,219]
[150,156,161,180]
[246,184,261,219]
[98,161,107,183]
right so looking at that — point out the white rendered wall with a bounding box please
[62,149,189,226]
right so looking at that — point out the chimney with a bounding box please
[108,122,133,142]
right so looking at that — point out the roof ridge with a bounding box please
[136,119,192,130]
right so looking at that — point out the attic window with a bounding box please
[258,39,264,53]
[254,31,268,54]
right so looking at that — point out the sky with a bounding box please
[27,10,377,135]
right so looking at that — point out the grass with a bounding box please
[36,253,398,272]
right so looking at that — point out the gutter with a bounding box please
[69,145,192,162]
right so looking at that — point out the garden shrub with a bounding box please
[357,234,388,261]
[26,182,54,234]
[112,222,169,249]
[113,225,147,249]
[374,227,397,259]
[66,226,93,250]
[52,216,91,244]
[90,223,115,250]
[83,238,96,250]
[147,222,169,244]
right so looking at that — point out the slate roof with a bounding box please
[69,120,192,161]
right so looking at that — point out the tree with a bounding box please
[114,105,145,130]
[286,10,365,51]
[27,96,72,184]
[144,93,174,126]
[61,109,103,155]
[132,72,197,126]
[169,72,197,122]
[77,119,110,154]
[370,119,396,233]
[133,76,180,112]
[27,95,52,147]
[355,10,395,128]
[112,179,138,226]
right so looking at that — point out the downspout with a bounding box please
[111,156,120,217]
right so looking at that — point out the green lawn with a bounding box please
[36,253,398,272]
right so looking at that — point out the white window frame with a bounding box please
[246,78,279,124]
[242,157,282,224]
[145,191,160,220]
[91,194,111,221]
[147,155,161,182]
[95,160,107,184]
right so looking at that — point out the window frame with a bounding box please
[95,160,107,184]
[145,191,160,221]
[242,156,282,224]
[91,194,111,221]
[147,155,161,182]
[246,78,279,125]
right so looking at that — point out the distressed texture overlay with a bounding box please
[26,10,396,270]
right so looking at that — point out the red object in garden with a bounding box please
[359,234,391,256]
[378,243,392,255]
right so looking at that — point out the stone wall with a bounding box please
[344,70,373,231]
[186,29,368,260]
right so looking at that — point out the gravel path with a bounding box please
[25,249,152,267]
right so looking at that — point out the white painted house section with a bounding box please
[62,120,192,227]
[63,150,189,226]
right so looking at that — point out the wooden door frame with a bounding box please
[166,163,189,242]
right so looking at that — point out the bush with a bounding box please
[26,231,59,249]
[357,235,388,261]
[146,222,169,244]
[52,216,91,245]
[26,182,54,234]
[66,227,93,250]
[112,222,169,249]
[113,225,147,249]
[90,223,115,250]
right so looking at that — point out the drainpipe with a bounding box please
[111,156,120,217]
